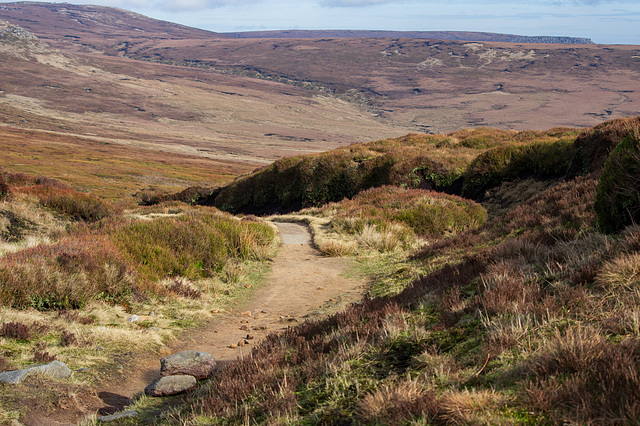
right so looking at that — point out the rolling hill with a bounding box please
[0,2,638,137]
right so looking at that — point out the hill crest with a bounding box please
[227,29,594,44]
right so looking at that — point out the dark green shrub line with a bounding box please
[462,138,576,199]
[594,129,640,233]
[212,135,466,214]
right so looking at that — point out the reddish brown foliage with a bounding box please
[0,321,31,340]
[526,335,640,423]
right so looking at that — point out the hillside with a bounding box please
[1,3,640,423]
[0,2,228,55]
[228,30,594,44]
[0,17,407,197]
[1,3,638,134]
[128,116,640,425]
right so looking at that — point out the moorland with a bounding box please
[0,2,639,425]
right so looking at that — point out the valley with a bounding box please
[0,2,639,425]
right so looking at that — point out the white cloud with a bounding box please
[153,0,264,11]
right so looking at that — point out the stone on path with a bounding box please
[145,375,196,397]
[97,409,138,422]
[0,361,71,385]
[160,351,217,379]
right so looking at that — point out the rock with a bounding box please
[145,375,196,397]
[127,315,139,322]
[229,343,238,349]
[237,340,245,347]
[239,325,249,331]
[239,311,252,317]
[97,409,138,422]
[0,361,71,385]
[160,351,217,379]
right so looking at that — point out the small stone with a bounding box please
[239,325,249,331]
[127,315,139,322]
[246,334,254,340]
[239,311,252,317]
[161,351,217,379]
[243,284,252,288]
[97,409,138,422]
[145,375,196,397]
[0,361,71,385]
[237,340,245,347]
[229,343,238,349]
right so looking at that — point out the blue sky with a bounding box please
[4,0,640,44]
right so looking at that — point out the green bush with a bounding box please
[567,116,640,177]
[462,138,575,198]
[213,135,464,213]
[111,210,275,282]
[594,130,640,233]
[312,186,487,237]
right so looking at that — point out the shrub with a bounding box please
[567,115,640,177]
[166,277,202,299]
[32,342,56,363]
[60,330,78,347]
[0,355,13,373]
[0,321,31,340]
[314,186,487,238]
[594,129,640,233]
[462,138,575,198]
[111,209,276,282]
[37,187,115,222]
[0,172,9,200]
[212,134,473,214]
[525,328,640,424]
[0,236,134,310]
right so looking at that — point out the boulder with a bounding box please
[0,361,71,385]
[160,351,216,379]
[145,375,196,397]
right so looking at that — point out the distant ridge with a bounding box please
[227,30,594,44]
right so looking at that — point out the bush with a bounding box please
[317,186,487,238]
[0,172,9,200]
[213,134,470,214]
[0,236,134,310]
[0,321,31,340]
[567,115,640,177]
[462,138,575,198]
[111,209,275,282]
[594,129,640,233]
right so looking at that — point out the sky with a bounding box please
[4,0,640,44]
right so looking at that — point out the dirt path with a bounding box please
[24,222,364,425]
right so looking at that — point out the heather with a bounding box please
[135,116,640,425]
[4,117,640,425]
[210,128,575,214]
